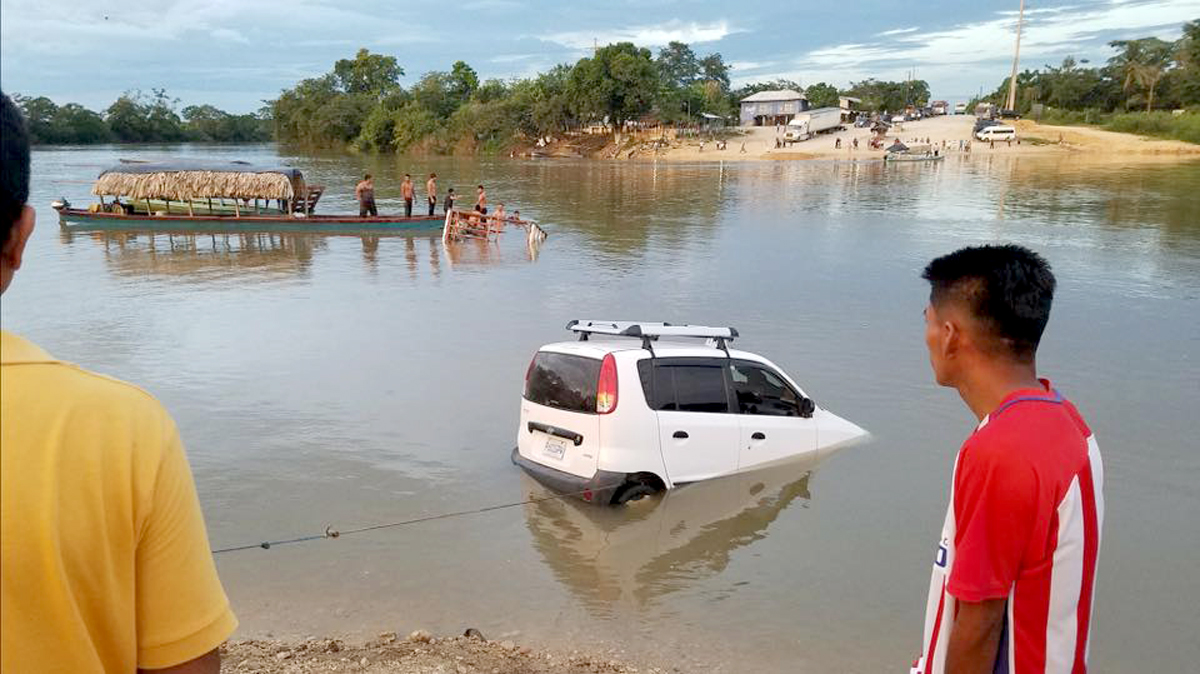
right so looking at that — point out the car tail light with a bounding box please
[596,354,618,414]
[525,353,537,383]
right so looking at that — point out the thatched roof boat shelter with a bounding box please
[92,160,305,202]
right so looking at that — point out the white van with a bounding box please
[975,125,1017,142]
[512,321,868,505]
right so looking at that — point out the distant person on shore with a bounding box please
[475,184,487,214]
[911,245,1103,674]
[835,138,842,149]
[426,173,438,216]
[852,137,859,150]
[444,188,456,214]
[0,93,237,673]
[402,174,415,217]
[356,174,377,217]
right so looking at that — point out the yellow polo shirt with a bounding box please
[1,330,236,672]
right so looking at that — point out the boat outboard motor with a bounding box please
[50,197,70,211]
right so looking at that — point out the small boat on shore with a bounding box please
[53,160,445,234]
[883,142,945,163]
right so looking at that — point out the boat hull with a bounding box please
[56,209,445,234]
[883,154,946,163]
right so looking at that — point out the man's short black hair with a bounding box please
[1,92,31,248]
[922,244,1056,363]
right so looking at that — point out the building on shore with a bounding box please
[839,96,862,122]
[739,90,809,126]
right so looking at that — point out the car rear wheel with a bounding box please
[611,481,658,505]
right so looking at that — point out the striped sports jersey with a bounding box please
[915,380,1104,674]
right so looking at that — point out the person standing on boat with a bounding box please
[444,188,456,214]
[0,93,237,673]
[426,173,438,217]
[475,184,488,214]
[356,174,377,217]
[912,245,1103,674]
[402,174,415,218]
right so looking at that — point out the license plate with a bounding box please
[542,436,568,460]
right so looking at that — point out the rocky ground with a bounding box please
[222,630,672,674]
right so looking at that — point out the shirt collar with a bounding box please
[976,378,1058,430]
[0,331,59,365]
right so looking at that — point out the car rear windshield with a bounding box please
[525,351,600,414]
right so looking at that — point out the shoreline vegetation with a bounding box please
[14,20,1200,157]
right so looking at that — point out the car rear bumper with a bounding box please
[511,447,624,506]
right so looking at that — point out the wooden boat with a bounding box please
[53,160,444,234]
[883,143,946,163]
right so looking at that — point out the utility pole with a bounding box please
[1005,0,1026,110]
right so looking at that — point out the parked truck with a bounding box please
[783,107,842,142]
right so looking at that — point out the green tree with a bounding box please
[699,53,731,91]
[333,48,403,97]
[474,79,509,104]
[182,104,227,141]
[805,82,840,108]
[14,95,59,143]
[656,41,700,87]
[51,104,112,143]
[1108,38,1173,110]
[106,92,152,142]
[568,43,658,126]
[449,61,479,103]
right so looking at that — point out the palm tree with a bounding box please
[1108,38,1175,111]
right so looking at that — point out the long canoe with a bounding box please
[55,207,446,235]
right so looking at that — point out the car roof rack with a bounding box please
[565,320,738,356]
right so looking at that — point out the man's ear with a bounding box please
[4,205,35,270]
[940,316,960,361]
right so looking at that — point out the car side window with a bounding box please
[639,360,729,413]
[730,362,801,416]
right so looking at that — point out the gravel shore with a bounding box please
[222,630,671,674]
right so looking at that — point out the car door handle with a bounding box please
[673,431,689,439]
[751,432,766,440]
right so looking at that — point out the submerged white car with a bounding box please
[512,321,868,505]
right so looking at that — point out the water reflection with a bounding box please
[60,230,324,279]
[521,456,817,614]
[59,230,544,279]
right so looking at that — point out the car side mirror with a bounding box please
[799,398,815,418]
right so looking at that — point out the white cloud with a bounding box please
[211,28,249,44]
[543,20,739,50]
[877,26,919,36]
[759,0,1200,96]
[463,0,524,9]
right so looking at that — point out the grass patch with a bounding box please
[1104,112,1200,145]
[1034,107,1200,145]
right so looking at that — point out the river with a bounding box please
[7,144,1200,672]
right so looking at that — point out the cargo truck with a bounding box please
[783,107,842,142]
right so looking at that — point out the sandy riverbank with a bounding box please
[600,115,1200,162]
[222,631,663,674]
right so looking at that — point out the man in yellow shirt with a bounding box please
[0,93,237,671]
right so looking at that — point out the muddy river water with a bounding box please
[7,145,1200,672]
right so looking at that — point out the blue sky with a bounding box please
[2,0,1197,113]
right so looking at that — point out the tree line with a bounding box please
[14,40,937,150]
[270,44,931,153]
[978,20,1200,115]
[13,89,270,144]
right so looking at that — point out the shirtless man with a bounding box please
[493,202,506,228]
[426,173,437,217]
[401,174,415,218]
[444,188,456,214]
[355,174,377,217]
[474,185,487,214]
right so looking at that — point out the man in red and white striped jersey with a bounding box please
[914,245,1104,674]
